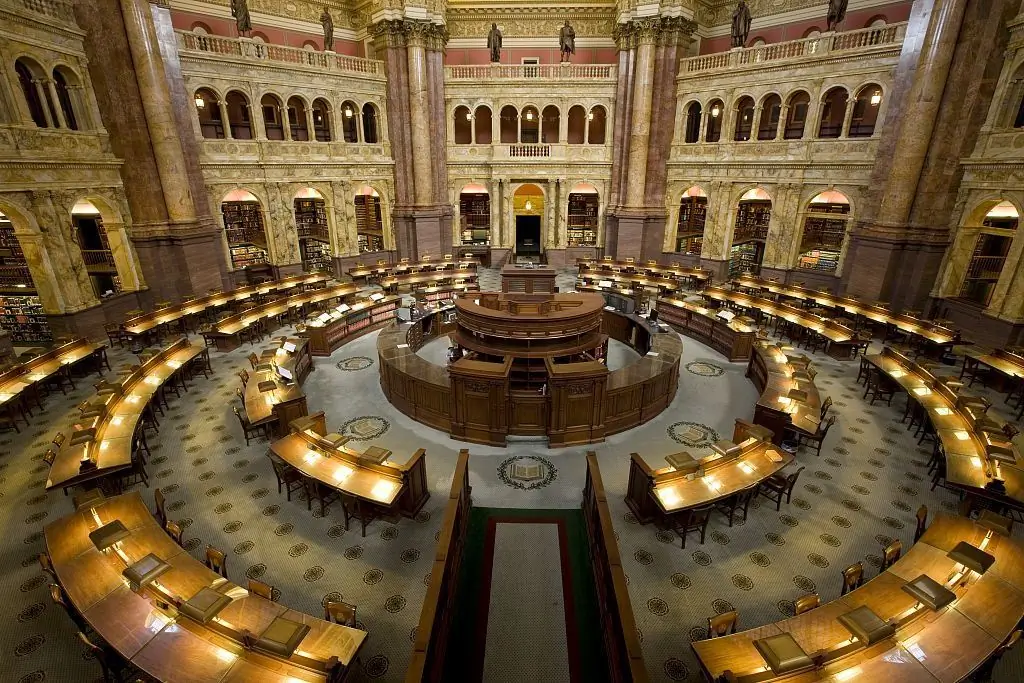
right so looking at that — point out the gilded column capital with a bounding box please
[371,19,408,48]
[631,17,662,45]
[658,17,697,46]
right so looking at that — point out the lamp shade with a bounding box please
[902,574,956,611]
[89,520,129,551]
[122,553,171,589]
[947,541,995,575]
[837,605,895,644]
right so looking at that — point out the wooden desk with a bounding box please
[578,258,711,287]
[0,337,107,415]
[379,268,478,292]
[501,264,557,294]
[693,515,1024,683]
[657,296,756,361]
[748,341,823,444]
[962,347,1024,396]
[577,270,683,296]
[45,493,365,682]
[306,295,399,356]
[46,338,204,493]
[243,338,312,438]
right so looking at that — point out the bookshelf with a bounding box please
[733,200,771,243]
[294,198,329,242]
[728,242,763,279]
[306,295,400,355]
[676,195,707,254]
[459,193,490,246]
[300,239,332,272]
[355,195,385,253]
[567,193,599,247]
[798,203,849,274]
[0,215,51,343]
[223,200,268,269]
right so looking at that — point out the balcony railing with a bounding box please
[964,255,1007,280]
[681,22,906,74]
[445,64,615,80]
[80,250,116,268]
[176,31,384,77]
[508,144,551,158]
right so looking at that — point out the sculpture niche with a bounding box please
[488,23,502,63]
[560,21,576,62]
[731,0,751,48]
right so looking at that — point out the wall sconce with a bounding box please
[194,94,205,109]
[870,92,882,106]
[344,108,353,118]
[587,110,594,120]
[711,105,721,118]
[525,110,534,121]
[525,200,533,211]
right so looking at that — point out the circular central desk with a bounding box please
[378,294,682,447]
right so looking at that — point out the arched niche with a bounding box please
[69,197,143,295]
[567,182,599,247]
[677,185,708,255]
[194,87,223,139]
[474,105,492,144]
[293,187,331,272]
[849,84,883,137]
[730,188,772,277]
[354,185,385,254]
[513,184,545,257]
[453,105,472,144]
[818,87,848,139]
[220,189,269,270]
[459,182,491,247]
[797,190,852,275]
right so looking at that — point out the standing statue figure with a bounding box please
[487,23,502,63]
[231,0,252,36]
[559,20,576,62]
[826,0,848,31]
[731,0,752,48]
[320,7,334,51]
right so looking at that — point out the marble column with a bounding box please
[625,20,658,208]
[839,97,855,138]
[405,25,434,206]
[775,105,789,141]
[219,99,232,139]
[281,105,292,141]
[305,104,317,142]
[608,32,634,209]
[33,80,55,127]
[46,79,68,128]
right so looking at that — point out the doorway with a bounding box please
[515,216,541,256]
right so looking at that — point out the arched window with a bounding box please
[287,96,308,141]
[542,105,560,143]
[705,99,724,142]
[362,103,379,143]
[684,102,702,143]
[521,106,540,143]
[567,105,586,144]
[798,190,851,274]
[784,91,810,139]
[225,91,251,139]
[453,105,472,144]
[474,105,492,144]
[52,67,79,130]
[500,105,518,143]
[757,94,781,140]
[260,93,284,140]
[340,101,358,142]
[959,201,1019,306]
[16,58,48,128]
[311,98,331,142]
[818,87,848,138]
[734,96,755,141]
[677,186,707,254]
[588,106,606,144]
[803,27,822,38]
[190,23,211,34]
[730,188,772,278]
[194,88,223,139]
[221,189,269,269]
[849,84,882,137]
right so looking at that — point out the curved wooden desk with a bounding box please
[379,267,478,292]
[44,492,366,682]
[0,337,108,419]
[747,341,822,445]
[577,258,711,287]
[692,514,1024,683]
[657,296,756,361]
[242,338,312,438]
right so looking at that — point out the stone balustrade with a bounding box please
[445,63,616,81]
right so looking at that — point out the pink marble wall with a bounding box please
[445,47,617,65]
[170,9,363,56]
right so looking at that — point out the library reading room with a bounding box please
[6,0,1024,681]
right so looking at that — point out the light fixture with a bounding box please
[526,110,534,121]
[344,107,353,118]
[194,94,205,109]
[525,200,532,211]
[465,111,472,121]
[711,104,721,118]
[870,91,882,106]
[587,110,594,120]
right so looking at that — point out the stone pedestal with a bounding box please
[840,228,948,310]
[608,209,667,262]
[394,205,454,260]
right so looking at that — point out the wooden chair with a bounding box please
[50,584,91,635]
[324,600,357,627]
[914,505,928,543]
[77,631,133,682]
[42,448,56,465]
[269,456,304,501]
[205,545,227,578]
[103,322,125,348]
[972,629,1022,682]
[856,356,872,385]
[113,450,149,491]
[757,466,805,511]
[247,352,259,370]
[708,610,739,638]
[714,486,757,527]
[794,593,820,615]
[671,504,713,549]
[237,368,249,387]
[841,562,864,595]
[233,406,268,446]
[153,488,167,527]
[342,493,381,537]
[52,431,66,449]
[864,368,896,405]
[248,578,275,601]
[306,477,342,516]
[165,520,183,547]
[819,396,833,421]
[795,415,835,457]
[39,552,58,583]
[880,539,903,573]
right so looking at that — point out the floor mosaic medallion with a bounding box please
[667,421,720,449]
[497,455,558,490]
[685,361,725,377]
[338,416,391,441]
[336,356,374,371]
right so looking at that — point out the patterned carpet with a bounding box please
[1,267,1021,682]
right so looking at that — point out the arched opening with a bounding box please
[474,106,492,144]
[0,209,52,343]
[224,91,251,139]
[521,106,540,144]
[705,99,724,142]
[684,102,702,143]
[453,106,472,144]
[500,105,518,143]
[818,87,848,138]
[221,189,269,270]
[354,186,384,253]
[340,101,359,142]
[52,67,80,130]
[71,200,120,297]
[15,58,50,128]
[734,96,755,141]
[567,105,586,144]
[676,186,708,255]
[459,183,490,247]
[190,23,211,34]
[287,96,309,141]
[362,103,379,143]
[803,27,822,38]
[757,94,781,140]
[751,37,766,47]
[866,16,888,28]
[784,91,810,139]
[730,188,772,278]
[798,190,851,274]
[541,105,560,143]
[567,182,599,247]
[513,184,544,258]
[294,187,330,272]
[260,93,284,140]
[588,106,607,144]
[849,84,883,137]
[959,201,1019,306]
[194,88,224,138]
[311,98,331,142]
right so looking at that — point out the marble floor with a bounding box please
[2,267,1022,682]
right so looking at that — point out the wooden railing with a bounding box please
[583,453,649,683]
[680,22,906,74]
[176,31,384,77]
[446,63,615,80]
[80,249,116,268]
[407,449,472,683]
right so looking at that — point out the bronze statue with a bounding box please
[487,23,502,63]
[231,0,252,36]
[731,0,751,48]
[827,0,848,31]
[559,20,576,62]
[321,7,334,51]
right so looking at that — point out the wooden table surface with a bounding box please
[243,340,308,425]
[692,515,1024,682]
[379,267,478,290]
[577,271,683,293]
[214,283,357,336]
[964,348,1024,380]
[44,493,366,681]
[704,286,856,344]
[753,341,823,436]
[577,258,711,282]
[0,338,106,408]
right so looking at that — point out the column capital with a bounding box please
[614,16,696,49]
[373,19,448,50]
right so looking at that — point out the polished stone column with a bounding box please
[219,99,232,139]
[775,104,789,141]
[33,80,55,127]
[405,25,434,206]
[625,20,658,208]
[46,79,68,128]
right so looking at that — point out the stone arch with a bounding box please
[65,194,144,293]
[0,196,66,314]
